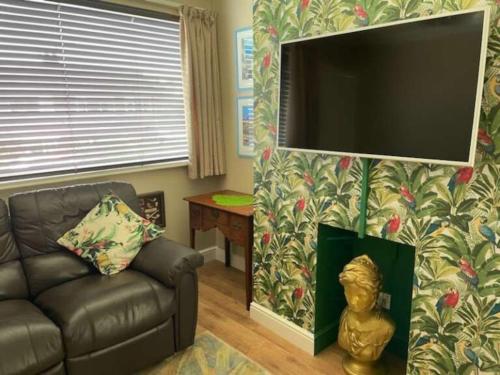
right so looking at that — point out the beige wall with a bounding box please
[0,0,223,251]
[214,0,253,260]
[216,0,253,194]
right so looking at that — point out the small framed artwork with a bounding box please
[138,191,166,228]
[235,27,253,91]
[236,96,254,157]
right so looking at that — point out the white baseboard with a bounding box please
[198,246,245,272]
[250,302,315,355]
[199,246,217,263]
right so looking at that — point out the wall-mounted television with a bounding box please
[277,8,490,166]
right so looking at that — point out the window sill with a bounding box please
[0,160,189,192]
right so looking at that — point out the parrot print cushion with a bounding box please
[57,193,164,275]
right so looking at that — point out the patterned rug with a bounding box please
[140,331,268,375]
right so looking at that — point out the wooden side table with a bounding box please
[184,190,254,310]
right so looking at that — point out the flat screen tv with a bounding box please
[277,8,490,166]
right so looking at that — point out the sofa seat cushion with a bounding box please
[35,270,175,357]
[0,300,64,375]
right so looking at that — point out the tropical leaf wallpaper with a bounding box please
[252,0,499,373]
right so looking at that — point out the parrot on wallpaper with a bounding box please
[489,303,500,317]
[303,172,314,188]
[294,197,306,216]
[353,4,369,26]
[457,258,479,289]
[478,219,497,246]
[471,217,498,246]
[262,147,272,162]
[261,52,271,73]
[261,232,271,248]
[400,185,416,211]
[424,220,449,237]
[457,341,480,368]
[301,266,312,284]
[381,214,400,239]
[293,287,304,302]
[415,335,437,350]
[488,75,500,100]
[335,156,352,177]
[266,25,279,43]
[296,0,310,18]
[267,210,275,224]
[477,129,495,155]
[447,167,473,194]
[435,288,459,315]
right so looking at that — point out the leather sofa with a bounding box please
[0,182,203,375]
[0,199,65,375]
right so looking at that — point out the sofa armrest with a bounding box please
[131,237,204,289]
[132,237,204,351]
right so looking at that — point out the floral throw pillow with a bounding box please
[57,193,164,275]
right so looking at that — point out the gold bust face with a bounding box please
[343,283,377,312]
[339,255,381,312]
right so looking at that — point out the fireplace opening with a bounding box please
[314,223,415,365]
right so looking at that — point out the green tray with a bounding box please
[212,194,253,207]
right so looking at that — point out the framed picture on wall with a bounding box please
[236,96,254,157]
[235,27,253,91]
[138,191,166,228]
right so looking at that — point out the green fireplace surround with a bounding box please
[315,224,415,358]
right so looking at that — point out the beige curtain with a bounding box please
[180,6,226,179]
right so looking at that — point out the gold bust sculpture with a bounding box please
[338,255,395,375]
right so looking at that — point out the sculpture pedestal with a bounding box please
[343,355,387,375]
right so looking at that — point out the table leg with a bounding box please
[245,221,253,311]
[190,228,195,249]
[224,237,231,267]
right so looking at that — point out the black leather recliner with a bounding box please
[0,182,203,375]
[0,200,65,375]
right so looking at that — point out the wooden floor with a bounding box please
[197,261,406,375]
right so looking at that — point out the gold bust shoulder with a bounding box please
[338,255,395,375]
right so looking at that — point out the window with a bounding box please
[0,0,187,181]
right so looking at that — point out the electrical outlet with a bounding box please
[378,292,391,310]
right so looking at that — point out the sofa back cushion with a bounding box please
[8,181,140,296]
[0,199,29,301]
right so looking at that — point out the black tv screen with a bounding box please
[277,10,489,165]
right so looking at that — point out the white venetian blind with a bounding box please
[0,0,188,181]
